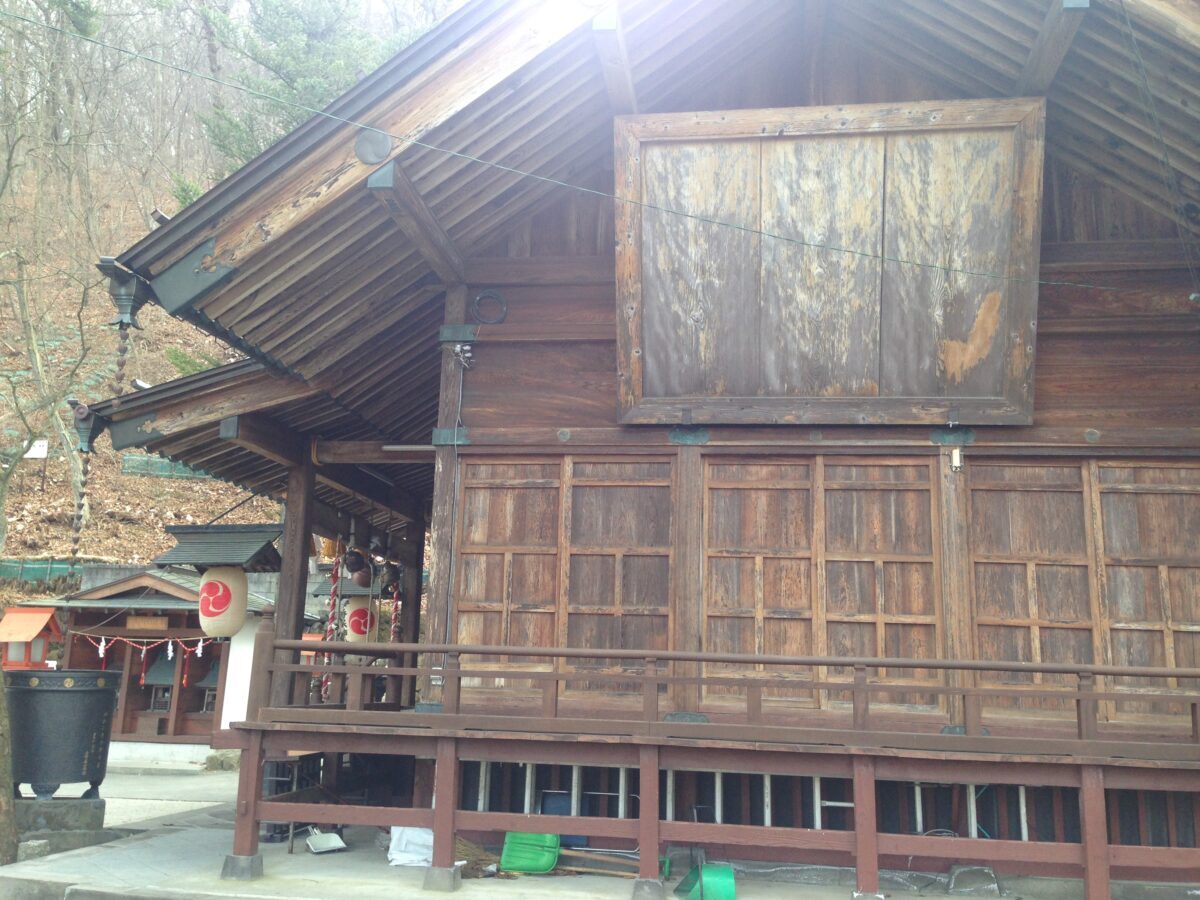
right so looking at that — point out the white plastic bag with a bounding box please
[387,826,434,866]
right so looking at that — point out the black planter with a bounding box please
[6,669,118,800]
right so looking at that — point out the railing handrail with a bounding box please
[274,639,1200,681]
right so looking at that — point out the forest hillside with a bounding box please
[1,0,459,600]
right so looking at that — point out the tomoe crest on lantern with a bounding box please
[198,566,248,637]
[344,596,376,642]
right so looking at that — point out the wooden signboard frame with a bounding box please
[614,98,1045,426]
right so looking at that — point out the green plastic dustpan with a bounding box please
[500,831,560,873]
[674,863,736,900]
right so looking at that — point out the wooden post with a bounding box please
[637,744,661,881]
[431,737,460,868]
[937,450,971,727]
[541,673,559,718]
[166,635,186,736]
[1079,765,1110,900]
[232,730,264,857]
[271,456,315,708]
[443,651,461,714]
[643,657,659,723]
[246,611,275,722]
[399,522,426,707]
[852,756,879,895]
[1076,672,1098,741]
[671,445,703,712]
[113,642,134,736]
[423,284,468,703]
[852,665,870,730]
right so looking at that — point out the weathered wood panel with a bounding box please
[640,140,760,398]
[761,135,884,397]
[968,461,1096,711]
[616,99,1045,425]
[879,130,1014,398]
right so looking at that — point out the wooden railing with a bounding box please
[250,633,1200,763]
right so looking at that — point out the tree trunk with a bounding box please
[0,675,18,865]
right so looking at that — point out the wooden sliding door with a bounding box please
[701,455,943,710]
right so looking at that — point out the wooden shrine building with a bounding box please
[80,1,1199,895]
[50,567,282,745]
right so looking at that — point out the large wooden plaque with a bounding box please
[615,99,1045,425]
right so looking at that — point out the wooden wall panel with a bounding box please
[967,462,1095,712]
[700,457,940,708]
[640,140,761,398]
[880,130,1014,398]
[760,135,883,397]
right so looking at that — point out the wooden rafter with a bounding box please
[219,413,421,524]
[592,6,639,114]
[1016,0,1090,94]
[367,161,465,285]
[104,369,321,450]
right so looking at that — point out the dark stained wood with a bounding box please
[271,455,315,708]
[424,285,469,698]
[220,414,421,523]
[1038,240,1200,272]
[1080,765,1110,898]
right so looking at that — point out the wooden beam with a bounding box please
[1017,1,1089,94]
[465,255,615,286]
[313,441,436,466]
[220,413,421,524]
[367,161,465,285]
[1039,239,1200,272]
[218,413,304,469]
[106,370,320,450]
[592,7,638,114]
[1113,0,1200,48]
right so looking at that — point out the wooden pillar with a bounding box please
[232,730,264,857]
[1079,765,1110,900]
[637,744,661,881]
[431,737,460,868]
[852,755,879,895]
[937,449,971,725]
[167,636,186,736]
[400,522,426,707]
[271,456,315,708]
[671,446,703,712]
[423,284,468,703]
[113,642,134,736]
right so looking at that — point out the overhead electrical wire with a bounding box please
[1,8,1194,299]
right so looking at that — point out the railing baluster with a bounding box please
[1191,701,1199,745]
[963,692,983,736]
[746,683,762,724]
[541,671,559,719]
[346,669,364,711]
[443,652,461,714]
[643,657,659,723]
[853,665,871,730]
[1076,672,1098,740]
